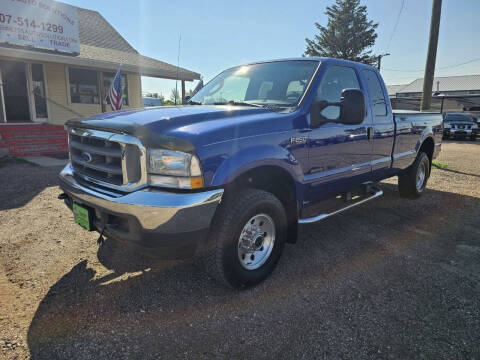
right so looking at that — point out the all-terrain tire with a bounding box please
[203,188,287,288]
[398,151,430,199]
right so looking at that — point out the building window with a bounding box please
[103,72,129,106]
[69,68,99,104]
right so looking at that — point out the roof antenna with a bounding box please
[175,34,181,105]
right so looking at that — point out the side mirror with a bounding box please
[339,89,366,125]
[310,88,366,127]
[184,95,191,104]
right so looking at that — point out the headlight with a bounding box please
[148,149,203,189]
[444,123,451,129]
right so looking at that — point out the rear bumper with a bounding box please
[58,163,223,259]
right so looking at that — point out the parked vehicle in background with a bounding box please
[443,112,477,141]
[59,58,443,288]
[142,97,163,107]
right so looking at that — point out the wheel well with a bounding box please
[419,137,435,170]
[226,166,298,243]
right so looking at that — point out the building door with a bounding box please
[0,60,31,122]
[30,63,49,122]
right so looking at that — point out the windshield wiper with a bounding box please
[214,101,263,108]
[187,100,203,105]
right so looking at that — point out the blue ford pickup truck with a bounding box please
[59,58,442,288]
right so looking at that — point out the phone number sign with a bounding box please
[0,0,79,53]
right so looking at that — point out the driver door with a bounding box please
[306,65,373,203]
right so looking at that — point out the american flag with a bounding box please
[109,67,123,111]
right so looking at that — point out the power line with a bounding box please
[436,57,480,69]
[385,0,406,52]
[382,57,480,72]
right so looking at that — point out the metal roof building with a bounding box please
[387,75,480,98]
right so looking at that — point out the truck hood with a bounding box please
[67,105,293,150]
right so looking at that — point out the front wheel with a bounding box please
[203,188,287,288]
[398,151,430,199]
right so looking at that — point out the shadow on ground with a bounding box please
[434,166,480,178]
[27,184,480,359]
[442,139,479,145]
[0,163,63,211]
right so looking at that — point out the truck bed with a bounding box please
[391,111,443,172]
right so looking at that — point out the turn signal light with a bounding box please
[190,177,204,189]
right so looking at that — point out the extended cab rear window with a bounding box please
[362,69,387,117]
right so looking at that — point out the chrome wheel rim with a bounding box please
[237,214,275,270]
[416,161,426,191]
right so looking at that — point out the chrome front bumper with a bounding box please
[58,163,223,258]
[445,129,474,135]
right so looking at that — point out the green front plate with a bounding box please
[73,203,91,230]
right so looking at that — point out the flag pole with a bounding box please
[175,34,181,105]
[105,65,122,106]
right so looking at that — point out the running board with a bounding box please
[298,189,383,224]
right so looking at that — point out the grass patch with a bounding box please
[432,161,448,169]
[0,156,29,168]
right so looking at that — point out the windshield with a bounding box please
[444,113,474,123]
[190,60,319,108]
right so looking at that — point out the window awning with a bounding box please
[0,44,200,81]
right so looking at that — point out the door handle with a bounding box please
[367,127,373,141]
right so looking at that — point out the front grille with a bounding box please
[453,123,471,130]
[68,128,145,190]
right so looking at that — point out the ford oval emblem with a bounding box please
[81,152,93,163]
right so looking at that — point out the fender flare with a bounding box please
[210,144,303,187]
[415,126,435,155]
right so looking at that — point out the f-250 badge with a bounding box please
[290,137,307,144]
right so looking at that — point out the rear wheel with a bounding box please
[203,188,287,288]
[398,152,430,199]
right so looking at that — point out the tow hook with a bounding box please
[58,193,72,208]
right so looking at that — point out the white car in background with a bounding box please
[142,97,163,107]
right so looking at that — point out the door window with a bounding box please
[362,69,387,117]
[316,66,360,120]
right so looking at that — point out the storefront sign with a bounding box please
[0,0,79,53]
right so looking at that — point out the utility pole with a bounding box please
[377,53,390,70]
[420,0,442,111]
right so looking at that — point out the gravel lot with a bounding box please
[1,140,479,359]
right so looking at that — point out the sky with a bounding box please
[61,0,480,98]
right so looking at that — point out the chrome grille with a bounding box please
[68,128,147,191]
